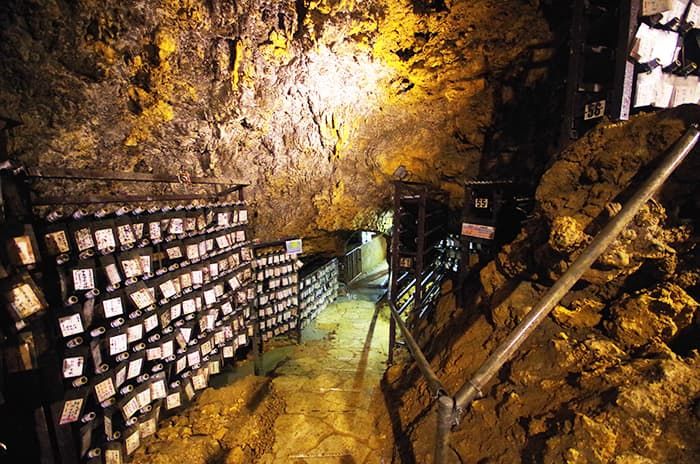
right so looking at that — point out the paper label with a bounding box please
[125,430,140,455]
[130,288,155,309]
[140,417,157,438]
[192,270,203,285]
[117,224,135,245]
[95,228,116,251]
[122,397,140,422]
[151,380,167,400]
[221,301,233,315]
[59,398,84,425]
[204,289,217,306]
[217,212,230,227]
[149,222,162,241]
[127,323,143,343]
[62,356,85,378]
[223,346,234,358]
[170,303,182,320]
[160,279,178,299]
[95,377,117,402]
[103,296,124,318]
[110,333,128,355]
[239,210,248,222]
[73,268,96,291]
[115,365,127,388]
[186,244,200,260]
[169,218,185,235]
[187,350,201,367]
[45,230,70,255]
[146,346,161,361]
[216,235,230,249]
[136,387,151,408]
[105,448,123,464]
[9,283,43,319]
[642,0,675,15]
[208,360,220,375]
[75,227,95,251]
[166,392,182,409]
[165,245,182,260]
[192,373,207,390]
[180,272,192,289]
[132,223,144,239]
[127,358,143,379]
[635,66,663,107]
[59,313,84,337]
[183,299,196,315]
[184,382,195,400]
[105,263,122,285]
[176,356,187,373]
[139,255,151,274]
[688,1,700,25]
[161,340,174,359]
[144,313,158,332]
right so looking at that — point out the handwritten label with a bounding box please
[62,356,85,378]
[59,398,84,425]
[59,313,84,337]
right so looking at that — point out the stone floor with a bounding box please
[257,267,392,464]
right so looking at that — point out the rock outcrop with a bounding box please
[383,107,700,463]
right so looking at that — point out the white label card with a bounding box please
[62,356,85,378]
[127,358,143,379]
[59,313,84,337]
[95,229,116,251]
[109,333,128,355]
[122,396,140,419]
[166,392,181,410]
[59,398,84,425]
[95,377,116,402]
[75,228,95,252]
[103,297,124,318]
[73,268,95,291]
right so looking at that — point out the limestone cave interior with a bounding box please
[1,0,700,463]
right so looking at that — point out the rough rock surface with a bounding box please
[0,0,553,246]
[382,107,700,463]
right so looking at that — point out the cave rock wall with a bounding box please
[0,0,551,244]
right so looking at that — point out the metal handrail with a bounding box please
[387,125,699,464]
[388,300,447,397]
[454,124,699,413]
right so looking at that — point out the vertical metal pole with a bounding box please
[435,395,454,464]
[415,188,427,311]
[388,183,402,365]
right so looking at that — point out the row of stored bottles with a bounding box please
[298,257,339,328]
[0,201,256,464]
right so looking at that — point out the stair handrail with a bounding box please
[386,125,699,464]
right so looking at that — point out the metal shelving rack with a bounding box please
[388,181,448,364]
[0,164,251,464]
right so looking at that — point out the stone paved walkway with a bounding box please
[258,270,391,464]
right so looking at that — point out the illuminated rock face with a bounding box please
[0,0,552,246]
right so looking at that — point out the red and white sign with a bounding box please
[461,223,496,240]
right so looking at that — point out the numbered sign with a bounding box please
[583,100,606,121]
